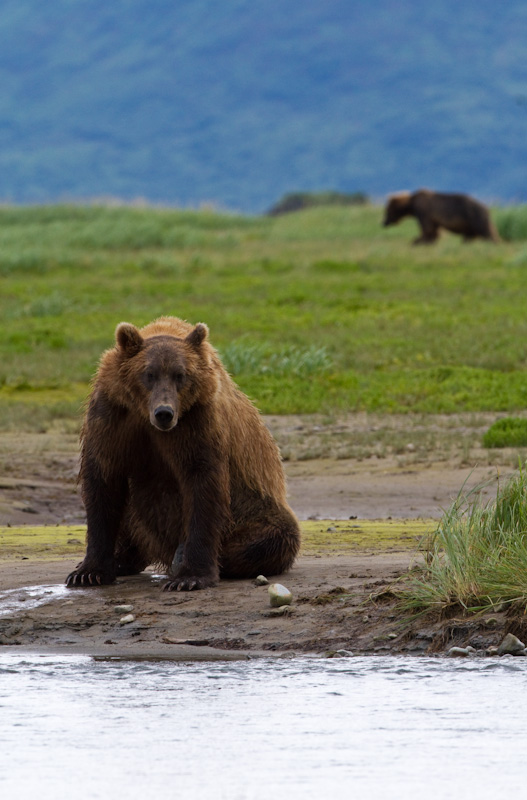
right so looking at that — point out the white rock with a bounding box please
[254,575,269,586]
[268,583,293,607]
[447,646,471,657]
[119,614,135,625]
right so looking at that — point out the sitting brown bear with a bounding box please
[383,189,500,244]
[66,316,301,591]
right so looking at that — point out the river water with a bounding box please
[0,653,525,799]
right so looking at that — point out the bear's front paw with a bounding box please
[163,573,218,592]
[66,564,116,587]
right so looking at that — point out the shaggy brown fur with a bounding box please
[383,189,500,244]
[66,316,300,591]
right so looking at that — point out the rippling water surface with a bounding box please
[0,653,526,799]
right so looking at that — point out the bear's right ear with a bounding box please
[115,322,144,356]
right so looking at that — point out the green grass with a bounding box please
[400,466,527,615]
[1,202,527,430]
[483,417,527,448]
[495,205,527,242]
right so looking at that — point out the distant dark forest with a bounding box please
[0,0,526,211]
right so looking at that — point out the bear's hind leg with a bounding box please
[220,506,300,580]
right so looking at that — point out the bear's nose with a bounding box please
[154,405,175,429]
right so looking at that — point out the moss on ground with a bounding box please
[300,519,431,554]
[0,519,432,562]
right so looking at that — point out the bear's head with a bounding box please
[114,321,212,431]
[383,192,412,226]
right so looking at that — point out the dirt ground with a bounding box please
[0,412,524,660]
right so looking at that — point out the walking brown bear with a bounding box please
[383,189,500,244]
[66,316,301,591]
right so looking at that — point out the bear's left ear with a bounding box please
[115,322,144,356]
[185,323,209,350]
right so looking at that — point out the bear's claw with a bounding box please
[163,575,216,591]
[163,578,198,591]
[66,570,114,587]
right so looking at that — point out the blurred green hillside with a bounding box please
[0,1,526,210]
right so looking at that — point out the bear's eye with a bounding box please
[172,370,185,386]
[143,370,156,387]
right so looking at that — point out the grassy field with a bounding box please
[1,202,527,431]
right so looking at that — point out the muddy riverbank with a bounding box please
[0,412,524,658]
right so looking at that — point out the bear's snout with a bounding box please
[152,404,176,431]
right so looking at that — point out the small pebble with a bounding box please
[268,583,293,607]
[114,604,134,614]
[119,614,135,625]
[326,649,354,658]
[254,575,269,586]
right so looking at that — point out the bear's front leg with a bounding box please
[66,456,127,587]
[66,558,116,587]
[163,529,222,591]
[163,462,230,591]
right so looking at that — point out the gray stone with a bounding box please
[497,633,525,656]
[254,575,269,586]
[268,583,293,607]
[114,604,134,613]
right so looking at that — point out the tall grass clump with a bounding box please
[495,205,527,241]
[401,466,527,616]
[483,417,527,448]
